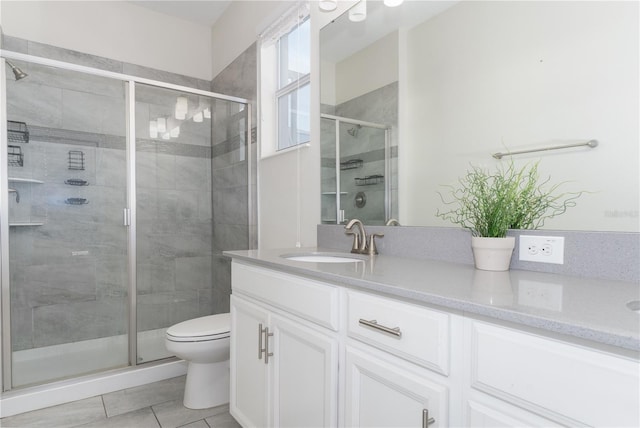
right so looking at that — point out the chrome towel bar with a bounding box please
[492,139,598,159]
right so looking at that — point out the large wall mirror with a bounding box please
[320,0,639,232]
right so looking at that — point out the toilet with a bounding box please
[165,313,231,409]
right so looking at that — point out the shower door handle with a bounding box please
[123,208,131,226]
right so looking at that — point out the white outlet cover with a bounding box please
[519,235,565,264]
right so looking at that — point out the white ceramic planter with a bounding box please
[471,236,516,271]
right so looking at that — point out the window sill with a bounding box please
[261,142,311,160]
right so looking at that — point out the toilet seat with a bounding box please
[166,313,230,342]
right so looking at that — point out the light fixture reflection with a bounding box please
[193,112,203,123]
[175,96,188,120]
[162,132,170,140]
[319,0,337,12]
[384,0,403,7]
[157,117,167,133]
[203,108,211,119]
[170,126,180,138]
[349,0,367,22]
[149,120,158,138]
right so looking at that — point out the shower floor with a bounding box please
[12,328,172,387]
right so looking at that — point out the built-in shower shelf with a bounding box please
[9,222,44,227]
[8,177,44,184]
[322,191,348,195]
[340,159,363,170]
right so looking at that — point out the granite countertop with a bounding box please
[224,247,640,353]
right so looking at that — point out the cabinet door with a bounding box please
[270,314,339,428]
[230,295,269,428]
[345,346,448,427]
[466,399,561,427]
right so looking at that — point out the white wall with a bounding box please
[401,1,639,232]
[335,31,398,105]
[210,1,291,78]
[0,1,213,80]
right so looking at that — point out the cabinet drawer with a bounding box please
[471,321,640,427]
[347,290,450,374]
[232,261,339,331]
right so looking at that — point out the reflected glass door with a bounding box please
[319,116,389,225]
[5,60,129,387]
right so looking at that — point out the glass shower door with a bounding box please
[134,84,216,363]
[3,60,129,388]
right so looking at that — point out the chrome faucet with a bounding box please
[385,218,400,226]
[8,188,20,203]
[344,218,384,255]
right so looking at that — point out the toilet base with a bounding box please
[183,360,229,410]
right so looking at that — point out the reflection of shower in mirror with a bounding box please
[347,124,361,137]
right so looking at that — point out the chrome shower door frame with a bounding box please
[0,50,250,392]
[320,113,392,224]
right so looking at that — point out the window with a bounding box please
[276,17,310,150]
[260,3,310,157]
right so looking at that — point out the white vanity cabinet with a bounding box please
[230,259,640,428]
[230,262,339,428]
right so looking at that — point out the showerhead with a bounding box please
[6,61,28,81]
[347,124,361,137]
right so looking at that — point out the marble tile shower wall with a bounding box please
[321,82,399,224]
[3,36,244,351]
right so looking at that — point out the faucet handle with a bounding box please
[367,233,384,255]
[346,230,361,254]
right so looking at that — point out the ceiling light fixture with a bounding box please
[193,112,203,123]
[349,0,367,22]
[384,0,404,7]
[203,108,211,119]
[170,126,180,138]
[319,0,337,12]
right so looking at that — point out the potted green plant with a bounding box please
[437,162,582,271]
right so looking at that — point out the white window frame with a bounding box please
[259,2,310,159]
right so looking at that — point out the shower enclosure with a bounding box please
[0,52,250,391]
[320,114,392,225]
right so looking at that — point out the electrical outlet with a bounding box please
[519,235,564,264]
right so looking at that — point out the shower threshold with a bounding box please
[11,328,171,388]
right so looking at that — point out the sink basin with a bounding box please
[281,252,367,263]
[626,300,640,313]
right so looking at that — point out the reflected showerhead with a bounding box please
[347,124,361,137]
[6,61,28,81]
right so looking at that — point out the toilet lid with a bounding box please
[166,313,230,342]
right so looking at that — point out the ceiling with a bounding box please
[129,0,232,26]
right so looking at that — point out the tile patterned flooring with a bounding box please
[0,376,241,428]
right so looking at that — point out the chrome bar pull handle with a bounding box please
[258,323,265,360]
[422,409,435,427]
[358,318,402,337]
[263,327,274,364]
